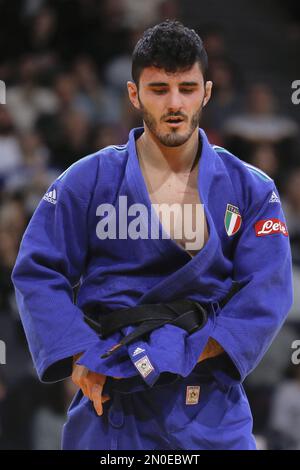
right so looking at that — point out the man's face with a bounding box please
[127,63,212,147]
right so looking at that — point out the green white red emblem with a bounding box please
[224,204,242,236]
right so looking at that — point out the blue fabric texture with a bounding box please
[12,127,293,449]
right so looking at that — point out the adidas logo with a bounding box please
[43,188,57,205]
[132,347,145,357]
[269,191,280,203]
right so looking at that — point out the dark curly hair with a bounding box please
[132,20,208,85]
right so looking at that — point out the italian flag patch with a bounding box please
[225,204,242,236]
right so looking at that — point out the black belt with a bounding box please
[84,299,208,358]
[83,282,241,359]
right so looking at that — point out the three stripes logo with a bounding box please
[43,188,57,205]
[269,191,280,204]
[132,347,146,357]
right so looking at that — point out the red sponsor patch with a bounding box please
[255,218,288,237]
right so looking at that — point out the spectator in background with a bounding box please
[4,132,58,216]
[0,221,20,311]
[118,88,142,136]
[202,58,243,141]
[36,73,94,170]
[6,56,58,132]
[0,196,27,314]
[281,168,300,266]
[104,28,141,96]
[32,379,78,450]
[284,168,300,326]
[201,24,227,59]
[86,0,132,67]
[23,4,61,81]
[0,106,23,187]
[223,83,299,166]
[250,143,280,186]
[0,195,38,450]
[52,73,82,114]
[245,167,300,440]
[56,110,93,169]
[93,124,126,151]
[196,24,244,144]
[25,5,59,57]
[73,56,121,124]
[122,0,169,29]
[268,365,300,449]
[245,324,299,435]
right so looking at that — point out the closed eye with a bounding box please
[149,86,197,95]
[152,89,167,95]
[180,88,196,94]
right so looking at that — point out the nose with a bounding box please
[167,89,183,112]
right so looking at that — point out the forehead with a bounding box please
[139,62,204,85]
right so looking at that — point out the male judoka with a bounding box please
[12,20,293,450]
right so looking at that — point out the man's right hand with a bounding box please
[71,353,111,416]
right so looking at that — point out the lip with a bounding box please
[165,120,184,127]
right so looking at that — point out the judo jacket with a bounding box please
[12,127,293,450]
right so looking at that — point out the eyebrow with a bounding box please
[147,81,199,87]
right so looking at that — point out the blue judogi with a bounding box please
[12,127,293,450]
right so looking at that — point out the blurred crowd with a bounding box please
[0,0,300,450]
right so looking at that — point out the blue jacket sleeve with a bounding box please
[11,155,100,383]
[209,180,293,386]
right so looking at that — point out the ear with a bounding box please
[127,81,141,110]
[203,80,213,107]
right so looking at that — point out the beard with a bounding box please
[138,97,204,147]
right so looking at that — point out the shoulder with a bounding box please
[213,144,273,185]
[49,144,128,205]
[212,144,275,213]
[58,144,127,182]
[58,144,127,189]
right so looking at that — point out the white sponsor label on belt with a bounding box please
[186,386,200,405]
[134,355,154,378]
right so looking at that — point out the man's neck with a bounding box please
[136,125,201,174]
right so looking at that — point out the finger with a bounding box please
[77,368,91,397]
[81,377,91,398]
[84,375,99,401]
[91,385,103,416]
[85,372,106,400]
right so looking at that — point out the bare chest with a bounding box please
[142,165,209,256]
